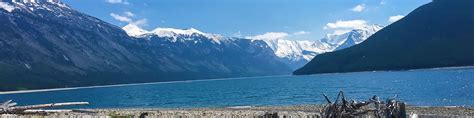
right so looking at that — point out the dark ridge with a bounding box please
[294,1,474,75]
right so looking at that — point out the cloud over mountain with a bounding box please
[324,20,370,35]
[110,12,147,26]
[110,13,132,22]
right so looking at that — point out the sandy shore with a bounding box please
[2,105,473,118]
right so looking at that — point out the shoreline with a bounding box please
[0,74,291,95]
[1,66,472,95]
[297,65,474,76]
[2,105,473,117]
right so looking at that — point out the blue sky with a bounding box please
[63,0,431,40]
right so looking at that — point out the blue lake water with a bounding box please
[1,67,473,108]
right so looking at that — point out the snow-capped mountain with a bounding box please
[123,24,292,75]
[123,24,226,44]
[0,0,65,12]
[245,24,384,69]
[122,24,150,37]
[123,24,383,69]
[245,38,332,69]
[321,25,384,51]
[260,39,330,60]
[0,1,292,90]
[0,0,385,91]
[0,0,61,4]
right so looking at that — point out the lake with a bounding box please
[0,67,473,108]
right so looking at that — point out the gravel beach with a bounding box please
[2,105,473,118]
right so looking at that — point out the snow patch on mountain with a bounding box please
[2,0,67,8]
[0,2,15,12]
[123,23,383,66]
[151,27,205,37]
[123,24,225,44]
[322,24,383,49]
[0,0,70,14]
[151,27,225,43]
[122,24,149,37]
[245,32,333,63]
[245,24,383,69]
[122,24,383,69]
[253,39,332,62]
[4,0,62,4]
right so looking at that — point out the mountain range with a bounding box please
[294,0,474,75]
[0,0,380,90]
[123,24,383,69]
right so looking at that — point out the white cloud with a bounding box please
[293,31,310,35]
[110,13,132,22]
[124,11,134,17]
[389,15,404,23]
[246,32,289,40]
[106,0,129,5]
[351,4,365,12]
[324,20,370,35]
[110,12,147,26]
[325,20,368,29]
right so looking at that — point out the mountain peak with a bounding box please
[122,24,208,38]
[353,24,384,32]
[1,0,62,4]
[151,27,206,37]
[122,24,149,37]
[322,24,384,47]
[0,0,69,13]
[122,25,225,44]
[187,28,203,34]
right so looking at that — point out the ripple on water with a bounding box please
[0,67,473,108]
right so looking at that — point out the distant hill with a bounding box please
[294,0,474,75]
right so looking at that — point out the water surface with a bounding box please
[1,67,473,108]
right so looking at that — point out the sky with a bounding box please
[63,0,431,41]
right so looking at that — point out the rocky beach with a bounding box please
[1,105,473,118]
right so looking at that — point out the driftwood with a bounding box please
[321,91,406,118]
[0,100,89,114]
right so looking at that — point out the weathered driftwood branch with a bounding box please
[321,91,406,118]
[10,102,89,111]
[0,100,89,114]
